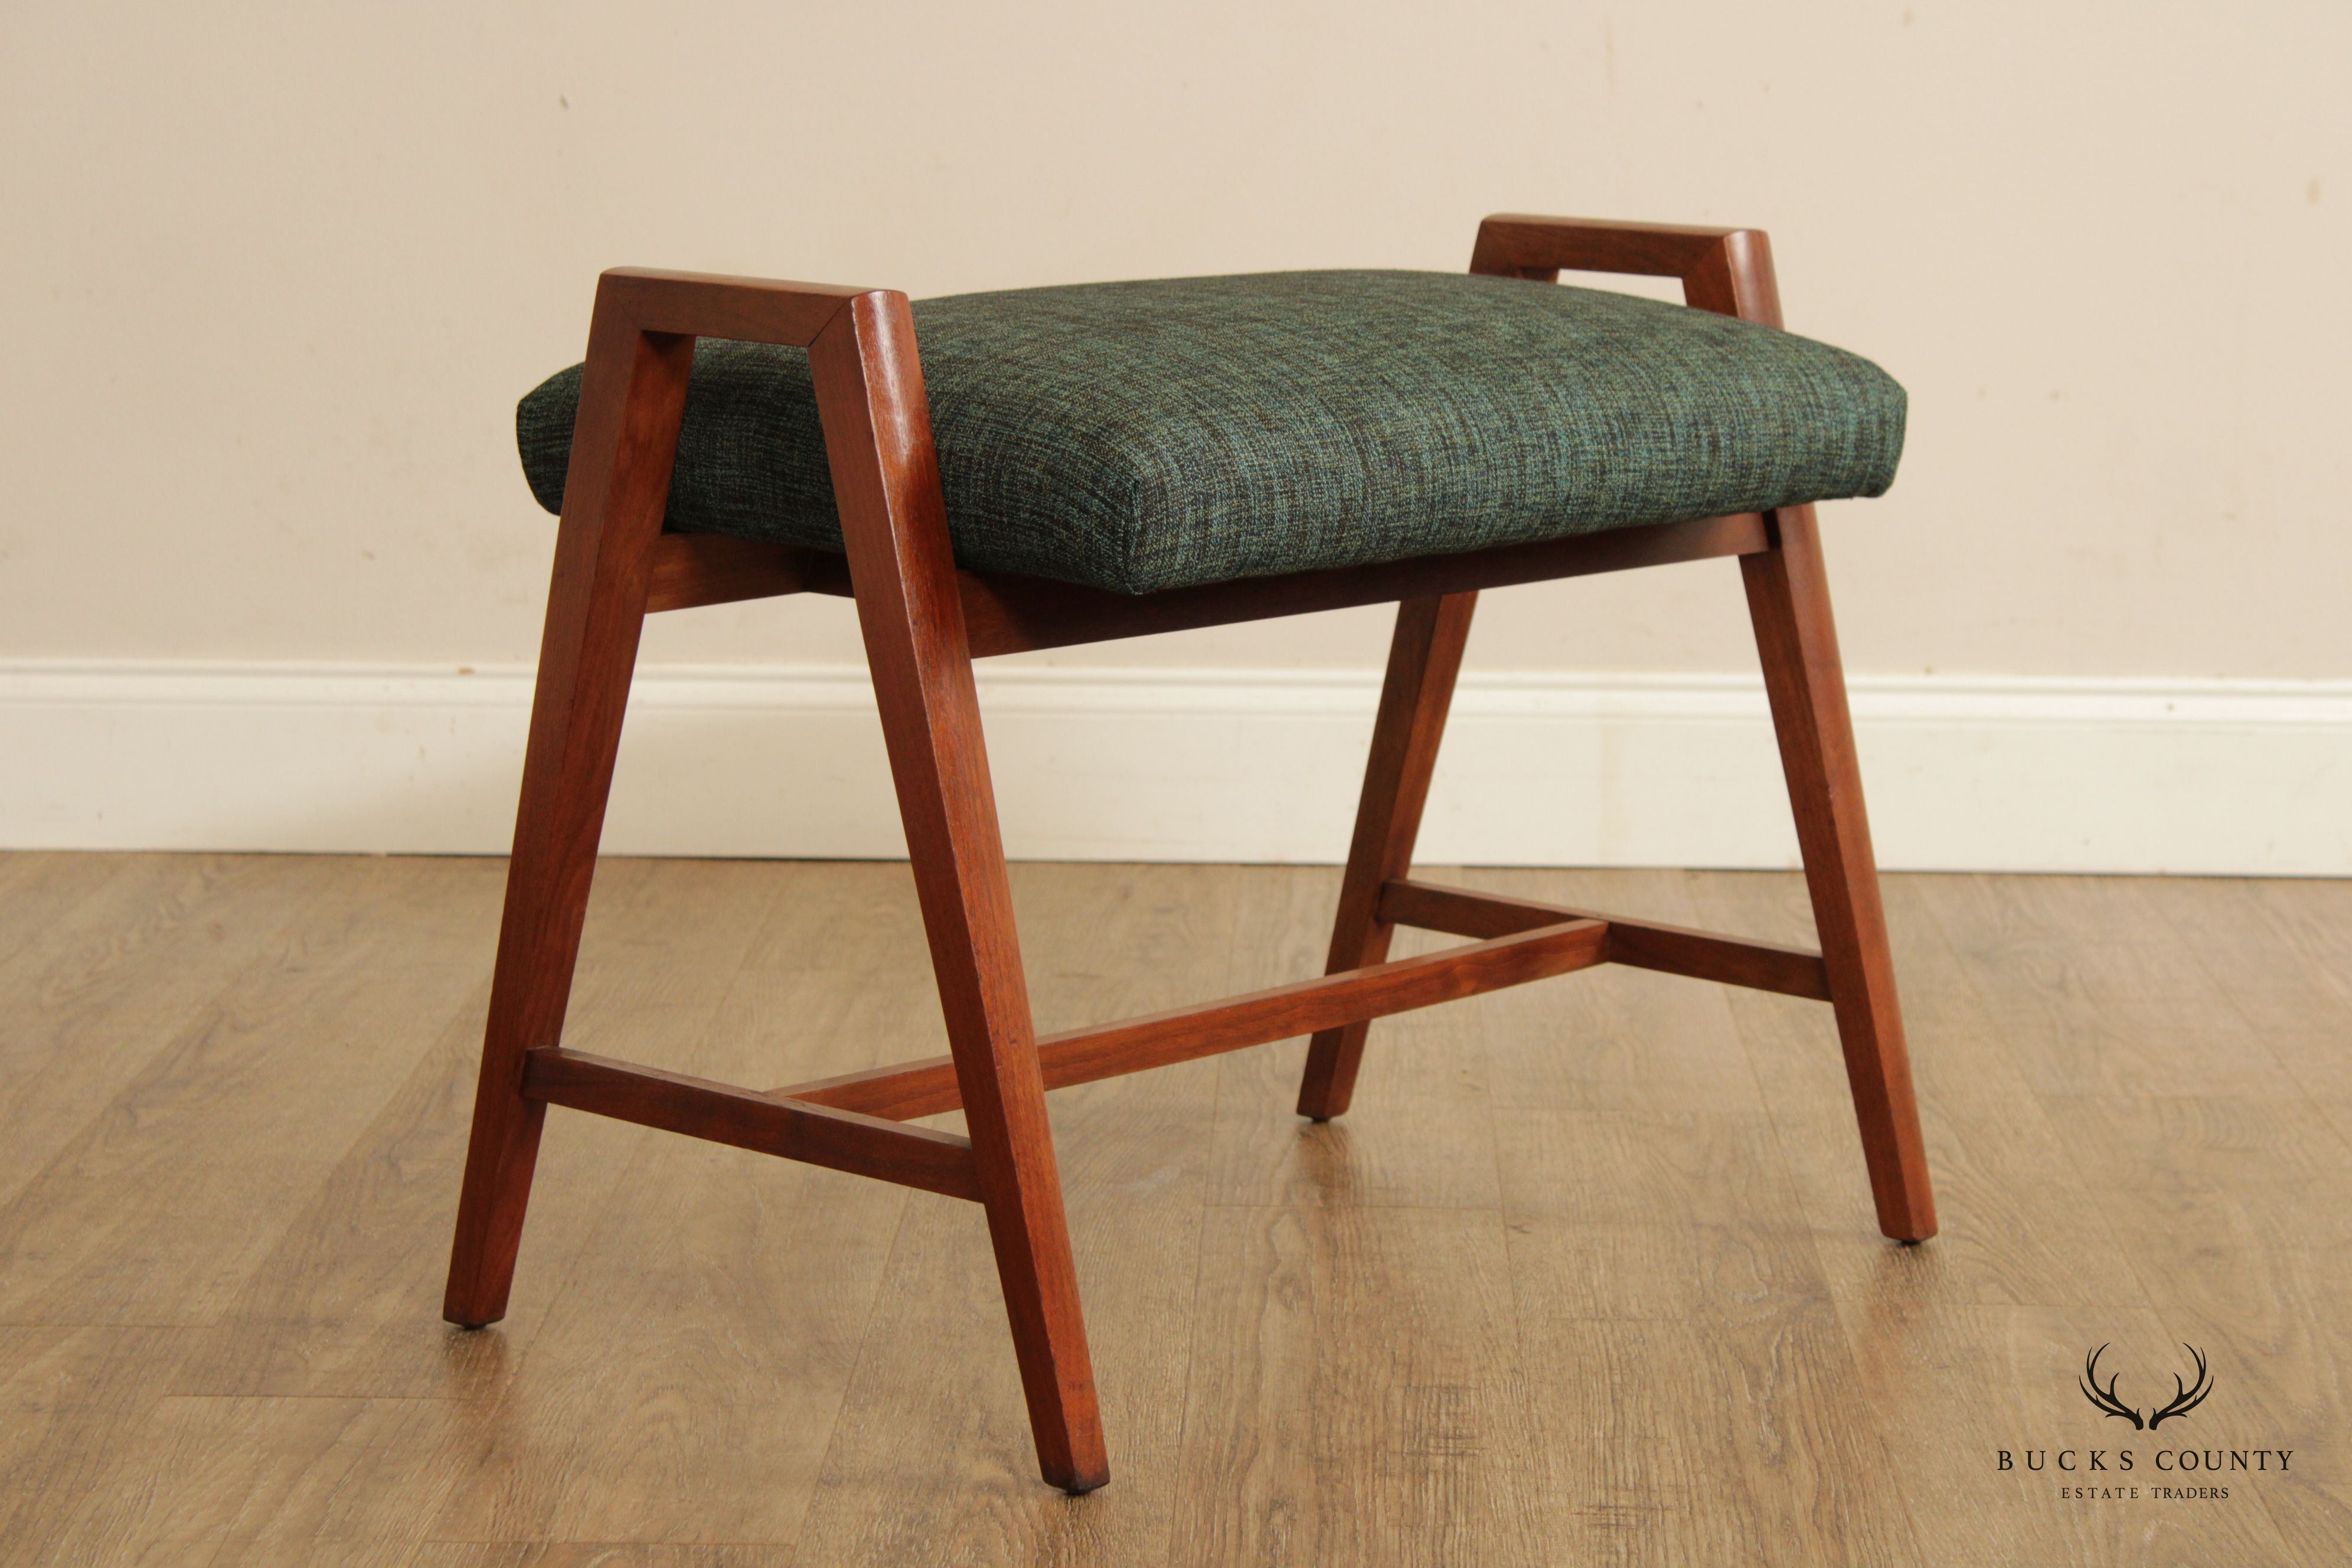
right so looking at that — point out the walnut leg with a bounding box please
[444,299,692,1326]
[1295,592,1478,1120]
[1742,506,1938,1242]
[812,292,1109,1492]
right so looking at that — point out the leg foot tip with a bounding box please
[442,1296,509,1331]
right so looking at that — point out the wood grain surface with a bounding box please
[2,855,2345,1565]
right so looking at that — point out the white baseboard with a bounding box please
[2,659,2347,874]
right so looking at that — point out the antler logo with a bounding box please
[2079,1343,2214,1430]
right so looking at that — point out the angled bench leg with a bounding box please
[1743,505,1938,1242]
[812,293,1109,1492]
[1296,592,1478,1120]
[445,299,692,1327]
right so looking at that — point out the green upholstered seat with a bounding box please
[517,270,1905,596]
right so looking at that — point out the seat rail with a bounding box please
[641,511,1769,652]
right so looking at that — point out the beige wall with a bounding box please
[4,1,2346,678]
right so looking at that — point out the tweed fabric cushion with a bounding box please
[517,270,1905,596]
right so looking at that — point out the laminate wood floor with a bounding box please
[1,854,2344,1566]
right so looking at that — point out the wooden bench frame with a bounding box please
[443,213,1938,1494]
